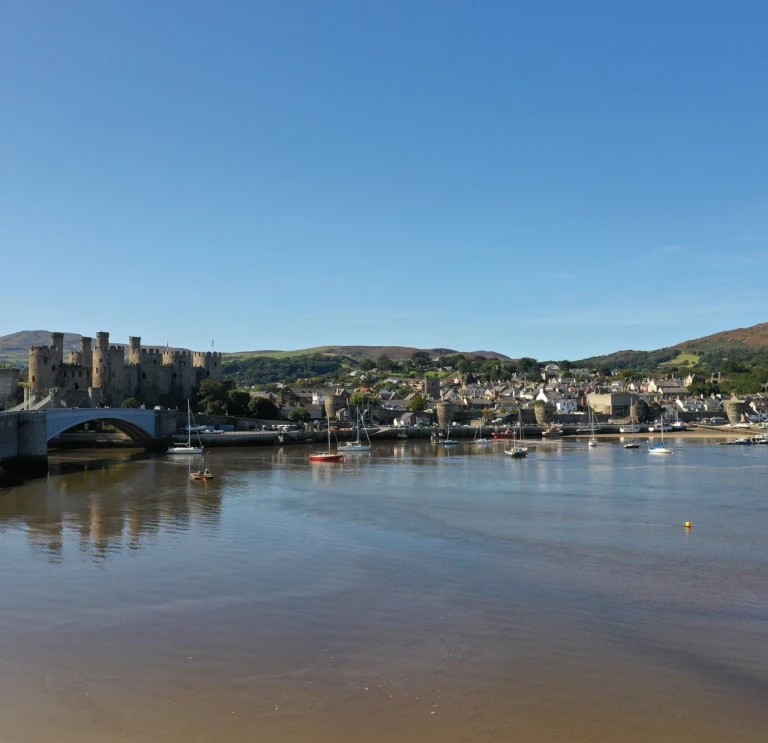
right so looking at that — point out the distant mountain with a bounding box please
[0,330,82,366]
[0,333,511,367]
[0,331,190,367]
[224,345,511,362]
[575,321,768,371]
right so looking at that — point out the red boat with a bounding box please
[309,418,345,463]
[492,429,517,439]
[309,452,344,462]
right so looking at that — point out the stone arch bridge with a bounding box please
[1,408,179,475]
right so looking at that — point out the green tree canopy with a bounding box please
[249,397,280,419]
[376,354,394,371]
[197,380,228,414]
[350,391,377,407]
[226,390,252,418]
[410,351,432,370]
[408,394,428,412]
[359,358,376,371]
[288,407,311,422]
[121,397,140,408]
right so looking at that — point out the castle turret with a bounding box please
[50,332,64,370]
[129,336,141,365]
[92,331,110,398]
[193,351,222,382]
[28,345,55,390]
[80,336,93,367]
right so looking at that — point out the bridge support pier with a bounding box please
[0,412,48,482]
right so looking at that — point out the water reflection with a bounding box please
[0,456,222,563]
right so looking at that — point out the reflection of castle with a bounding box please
[0,459,223,563]
[28,331,222,407]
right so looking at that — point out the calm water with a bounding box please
[1,439,767,742]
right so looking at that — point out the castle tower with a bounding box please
[92,331,110,397]
[50,332,64,370]
[129,336,141,365]
[193,351,222,383]
[28,345,55,390]
[80,336,93,367]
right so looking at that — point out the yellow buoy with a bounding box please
[685,521,692,528]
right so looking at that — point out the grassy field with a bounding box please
[659,352,700,367]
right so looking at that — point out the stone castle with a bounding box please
[28,331,222,408]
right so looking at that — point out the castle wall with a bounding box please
[0,368,20,405]
[28,331,218,408]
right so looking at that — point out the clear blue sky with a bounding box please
[2,1,767,360]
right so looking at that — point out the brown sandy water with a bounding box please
[1,439,767,742]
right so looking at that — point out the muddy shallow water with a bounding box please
[1,439,766,742]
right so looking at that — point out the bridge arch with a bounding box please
[45,408,158,443]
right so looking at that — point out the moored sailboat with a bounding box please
[310,416,344,462]
[505,411,529,458]
[648,416,673,455]
[168,400,204,455]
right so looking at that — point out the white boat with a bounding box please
[648,417,673,455]
[473,424,493,445]
[338,408,372,452]
[505,411,529,458]
[442,424,460,445]
[168,401,204,455]
[619,421,642,433]
[588,406,598,447]
[671,409,687,430]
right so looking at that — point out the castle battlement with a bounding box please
[29,330,222,407]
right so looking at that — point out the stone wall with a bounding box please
[28,330,221,409]
[0,368,20,405]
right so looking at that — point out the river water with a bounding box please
[1,439,767,742]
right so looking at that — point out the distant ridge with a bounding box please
[575,320,768,370]
[0,330,191,366]
[225,345,512,362]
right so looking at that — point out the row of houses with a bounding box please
[252,373,768,425]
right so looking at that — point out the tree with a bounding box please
[226,390,252,418]
[408,394,428,412]
[456,359,473,374]
[121,397,140,408]
[359,358,376,371]
[249,397,280,419]
[518,357,539,378]
[376,354,394,372]
[410,351,431,371]
[197,379,228,415]
[288,408,311,422]
[350,391,377,407]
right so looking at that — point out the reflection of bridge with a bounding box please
[1,408,179,476]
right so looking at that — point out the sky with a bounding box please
[1,1,767,360]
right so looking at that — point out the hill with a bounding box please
[0,333,510,368]
[0,330,82,366]
[575,321,768,371]
[223,345,511,362]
